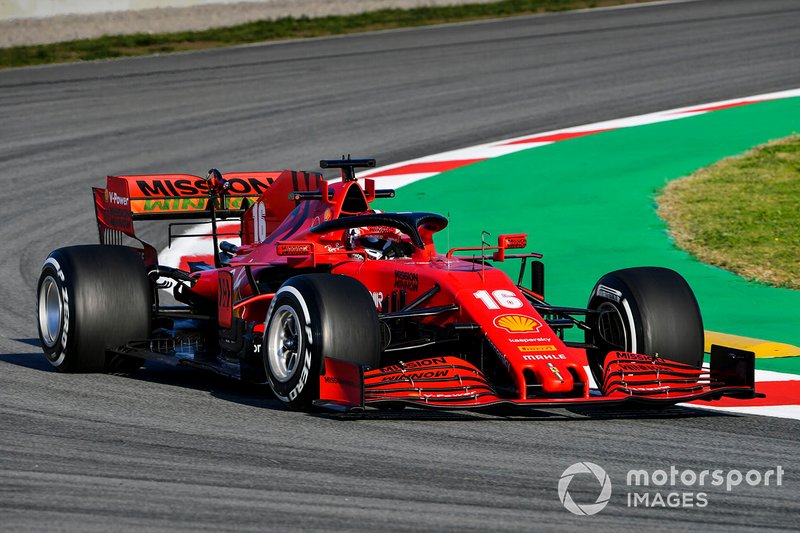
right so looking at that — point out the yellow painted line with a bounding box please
[704,330,800,358]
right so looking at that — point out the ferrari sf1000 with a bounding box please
[37,158,757,412]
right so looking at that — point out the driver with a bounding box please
[347,223,412,259]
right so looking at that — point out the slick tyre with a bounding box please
[36,245,152,372]
[264,274,380,411]
[584,267,704,386]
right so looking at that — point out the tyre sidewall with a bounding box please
[263,285,320,409]
[585,274,644,385]
[37,254,75,371]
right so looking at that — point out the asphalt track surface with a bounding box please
[1,0,799,530]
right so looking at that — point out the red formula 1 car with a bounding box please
[36,158,757,412]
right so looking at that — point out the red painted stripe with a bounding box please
[672,100,763,114]
[503,128,613,145]
[366,159,484,177]
[691,380,800,407]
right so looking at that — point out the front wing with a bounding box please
[315,345,758,412]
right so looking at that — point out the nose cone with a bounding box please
[520,361,589,399]
[540,362,574,394]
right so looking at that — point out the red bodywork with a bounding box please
[93,166,756,412]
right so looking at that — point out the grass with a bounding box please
[658,135,800,290]
[0,0,649,69]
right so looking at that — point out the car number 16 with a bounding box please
[473,289,523,309]
[252,201,267,242]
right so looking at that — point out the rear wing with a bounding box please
[96,172,281,220]
[93,171,282,261]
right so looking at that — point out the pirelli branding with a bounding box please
[518,345,558,353]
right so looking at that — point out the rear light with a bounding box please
[277,242,313,256]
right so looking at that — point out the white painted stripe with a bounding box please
[382,143,551,164]
[579,365,799,391]
[685,404,800,420]
[367,172,441,190]
[701,363,799,383]
[753,369,800,382]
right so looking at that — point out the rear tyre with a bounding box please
[264,274,380,411]
[36,245,152,372]
[584,267,704,386]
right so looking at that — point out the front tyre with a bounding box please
[264,274,380,411]
[36,245,152,372]
[584,267,704,386]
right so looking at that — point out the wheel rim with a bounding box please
[38,275,62,348]
[267,304,304,383]
[596,302,627,352]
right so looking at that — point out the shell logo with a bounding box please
[493,314,542,334]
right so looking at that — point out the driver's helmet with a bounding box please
[348,210,403,259]
[348,225,403,259]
